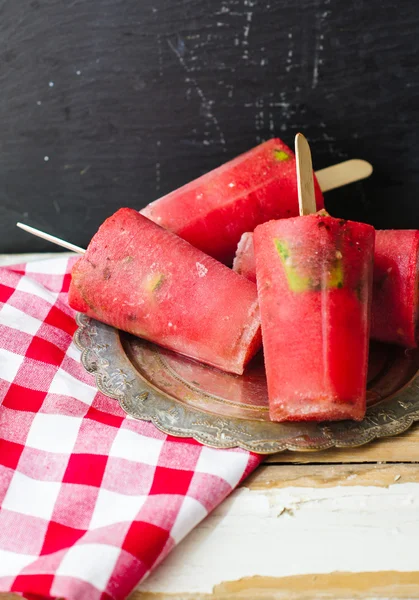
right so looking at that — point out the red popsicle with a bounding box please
[68,208,261,375]
[141,138,324,264]
[255,133,374,422]
[234,229,419,349]
[255,213,375,422]
[371,230,419,348]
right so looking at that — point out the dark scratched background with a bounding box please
[1,0,418,251]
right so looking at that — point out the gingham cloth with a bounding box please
[0,256,262,600]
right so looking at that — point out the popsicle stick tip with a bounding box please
[351,158,373,177]
[16,222,85,254]
[295,134,317,216]
[315,159,373,192]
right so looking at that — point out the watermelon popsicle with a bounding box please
[255,213,375,422]
[255,133,375,422]
[141,138,324,264]
[68,208,261,375]
[371,230,419,348]
[234,229,419,348]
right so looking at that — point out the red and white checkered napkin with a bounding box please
[0,256,262,600]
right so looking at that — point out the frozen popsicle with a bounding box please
[255,213,375,421]
[234,229,419,349]
[141,138,324,264]
[371,230,419,348]
[255,134,375,422]
[68,208,261,375]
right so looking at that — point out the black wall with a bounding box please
[1,0,418,252]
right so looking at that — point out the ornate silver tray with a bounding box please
[74,313,419,454]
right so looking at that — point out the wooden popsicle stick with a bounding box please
[16,222,85,254]
[315,159,373,192]
[295,133,317,216]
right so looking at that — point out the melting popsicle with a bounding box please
[68,208,261,375]
[141,138,324,264]
[255,134,375,422]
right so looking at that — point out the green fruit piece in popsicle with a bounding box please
[273,149,291,162]
[274,239,312,292]
[327,251,344,289]
[144,273,165,294]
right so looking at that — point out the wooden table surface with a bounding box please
[2,254,419,599]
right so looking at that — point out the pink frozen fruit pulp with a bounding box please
[371,230,419,348]
[141,138,324,264]
[233,232,256,283]
[68,208,261,375]
[254,214,375,422]
[234,229,419,349]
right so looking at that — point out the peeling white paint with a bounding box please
[139,483,419,594]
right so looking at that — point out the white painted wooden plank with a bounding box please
[138,483,419,595]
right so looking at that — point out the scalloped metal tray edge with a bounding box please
[74,314,419,454]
